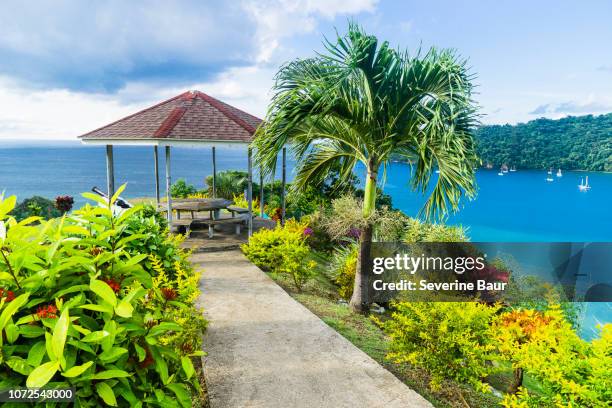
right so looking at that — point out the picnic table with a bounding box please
[160,198,250,237]
[160,198,232,219]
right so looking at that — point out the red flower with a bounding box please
[161,287,178,301]
[36,304,58,319]
[103,278,121,294]
[0,288,15,302]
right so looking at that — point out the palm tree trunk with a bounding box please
[349,167,377,313]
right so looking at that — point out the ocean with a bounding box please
[1,140,610,338]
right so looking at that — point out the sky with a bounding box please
[0,0,611,140]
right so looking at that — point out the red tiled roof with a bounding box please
[79,90,262,142]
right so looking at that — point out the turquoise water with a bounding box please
[0,141,610,338]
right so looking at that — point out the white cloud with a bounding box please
[529,95,612,117]
[0,64,275,140]
[242,0,378,62]
[0,1,256,90]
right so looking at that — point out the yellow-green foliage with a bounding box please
[232,193,260,214]
[382,302,500,392]
[0,187,206,406]
[493,306,611,407]
[404,218,468,242]
[330,243,358,300]
[242,220,314,290]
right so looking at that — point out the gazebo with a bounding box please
[78,90,287,236]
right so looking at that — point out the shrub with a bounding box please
[404,218,468,242]
[301,211,334,252]
[232,193,261,215]
[330,242,359,300]
[170,179,198,198]
[381,302,499,392]
[0,186,206,407]
[493,306,611,407]
[11,196,62,221]
[241,220,314,291]
[205,171,247,199]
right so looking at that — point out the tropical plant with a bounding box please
[241,220,314,291]
[170,179,198,198]
[330,242,359,300]
[232,193,261,215]
[12,196,62,221]
[253,23,479,311]
[205,170,248,199]
[0,187,206,407]
[381,302,499,392]
[493,306,611,407]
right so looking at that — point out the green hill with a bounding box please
[475,113,612,171]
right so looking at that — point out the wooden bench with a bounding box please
[227,205,250,217]
[194,216,247,238]
[170,219,194,235]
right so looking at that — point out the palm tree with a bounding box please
[205,170,248,200]
[253,23,479,313]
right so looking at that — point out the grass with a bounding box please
[266,254,504,408]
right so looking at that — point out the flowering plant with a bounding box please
[0,186,206,407]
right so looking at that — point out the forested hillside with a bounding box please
[475,113,612,171]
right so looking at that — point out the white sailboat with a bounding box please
[498,167,504,176]
[509,166,517,172]
[547,167,553,175]
[556,168,562,177]
[578,176,591,191]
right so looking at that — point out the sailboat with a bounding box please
[498,167,504,176]
[547,167,553,175]
[556,168,563,177]
[509,166,517,172]
[578,176,591,191]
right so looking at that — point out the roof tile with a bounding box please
[79,90,262,142]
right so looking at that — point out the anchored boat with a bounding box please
[579,176,591,191]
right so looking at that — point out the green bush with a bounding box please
[241,220,314,291]
[0,186,206,407]
[170,179,198,198]
[330,242,358,300]
[11,196,62,221]
[403,218,468,242]
[493,306,611,407]
[205,171,247,199]
[381,302,499,392]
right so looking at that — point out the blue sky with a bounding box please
[0,0,611,139]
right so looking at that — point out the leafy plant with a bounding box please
[205,171,247,199]
[381,302,499,392]
[241,220,314,291]
[232,193,261,215]
[11,196,62,221]
[170,179,198,198]
[493,306,611,407]
[330,242,359,300]
[0,186,206,407]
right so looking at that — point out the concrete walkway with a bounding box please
[195,250,432,408]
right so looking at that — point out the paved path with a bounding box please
[194,250,432,408]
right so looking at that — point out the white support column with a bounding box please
[153,146,160,206]
[105,145,115,200]
[281,147,286,226]
[259,169,264,218]
[247,148,253,236]
[165,146,173,226]
[212,146,217,198]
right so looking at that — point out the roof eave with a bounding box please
[79,137,253,148]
